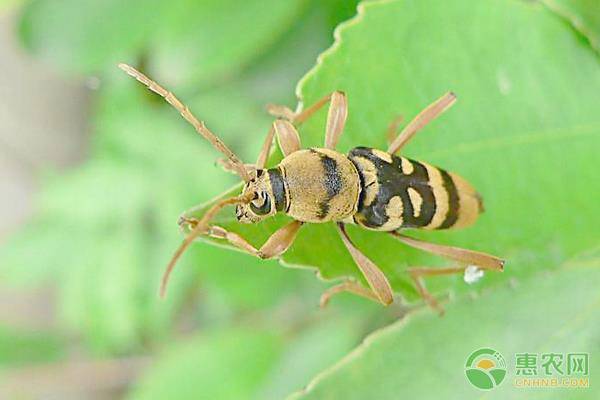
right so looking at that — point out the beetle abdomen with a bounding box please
[348,147,483,231]
[279,148,361,223]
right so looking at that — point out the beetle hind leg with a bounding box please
[387,92,457,155]
[387,231,504,315]
[389,231,505,271]
[385,115,404,146]
[407,265,467,315]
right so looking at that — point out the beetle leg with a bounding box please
[216,158,256,176]
[185,219,303,259]
[336,223,394,305]
[255,125,276,169]
[292,91,342,125]
[161,193,253,297]
[385,115,404,145]
[320,279,381,307]
[388,231,505,271]
[222,122,281,172]
[267,91,347,150]
[266,103,296,120]
[267,92,343,124]
[324,91,348,149]
[274,119,302,156]
[387,92,457,155]
[408,266,466,315]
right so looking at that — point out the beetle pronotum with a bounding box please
[119,63,504,314]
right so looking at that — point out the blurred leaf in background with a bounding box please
[129,316,365,400]
[19,0,168,75]
[149,0,309,88]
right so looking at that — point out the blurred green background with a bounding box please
[0,0,598,399]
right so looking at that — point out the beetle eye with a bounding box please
[250,192,271,215]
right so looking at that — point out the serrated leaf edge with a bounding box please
[294,0,399,109]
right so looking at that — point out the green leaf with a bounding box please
[191,0,600,302]
[17,0,307,81]
[289,260,600,399]
[128,328,283,400]
[543,0,600,53]
[148,0,309,88]
[128,316,364,400]
[0,0,23,12]
[0,326,64,367]
[256,317,363,399]
[18,0,168,74]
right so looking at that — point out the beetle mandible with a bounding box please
[119,63,504,313]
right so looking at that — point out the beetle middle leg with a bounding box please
[328,223,394,306]
[320,279,382,307]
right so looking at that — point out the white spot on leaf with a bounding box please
[496,68,511,95]
[464,265,484,284]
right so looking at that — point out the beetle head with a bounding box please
[236,169,276,223]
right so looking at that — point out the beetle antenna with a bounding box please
[118,63,251,182]
[159,192,253,298]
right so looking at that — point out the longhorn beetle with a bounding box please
[119,63,504,313]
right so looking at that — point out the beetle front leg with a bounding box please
[182,218,303,259]
[274,119,302,156]
[266,103,296,120]
[267,91,347,150]
[216,159,256,176]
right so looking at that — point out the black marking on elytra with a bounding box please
[348,147,437,230]
[311,149,343,219]
[322,156,343,197]
[438,170,459,229]
[268,168,286,212]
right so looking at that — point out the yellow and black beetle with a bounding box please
[119,63,504,313]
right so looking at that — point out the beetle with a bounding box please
[119,63,504,313]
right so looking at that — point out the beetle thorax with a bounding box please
[278,148,361,223]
